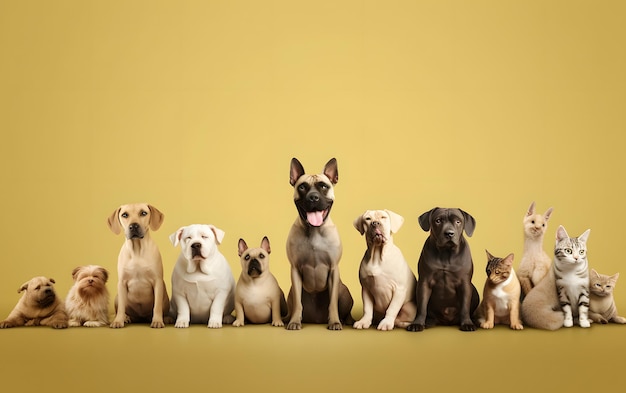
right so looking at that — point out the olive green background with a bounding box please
[1,1,624,392]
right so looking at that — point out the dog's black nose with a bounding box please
[372,221,380,227]
[129,223,140,232]
[445,230,455,239]
[308,194,320,202]
[191,243,201,249]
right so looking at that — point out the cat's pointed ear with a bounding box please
[590,269,600,278]
[460,210,476,237]
[503,253,515,266]
[544,207,553,221]
[527,201,536,216]
[556,225,569,241]
[485,249,494,260]
[612,272,620,282]
[578,229,591,243]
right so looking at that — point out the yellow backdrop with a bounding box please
[1,1,624,392]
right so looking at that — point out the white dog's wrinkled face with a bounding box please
[170,224,225,272]
[354,209,404,247]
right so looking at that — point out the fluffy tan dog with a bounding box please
[0,276,68,329]
[65,265,110,327]
[108,203,170,328]
[233,237,287,327]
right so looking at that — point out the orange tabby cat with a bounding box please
[589,269,626,324]
[474,250,523,330]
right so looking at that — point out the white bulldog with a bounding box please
[169,224,235,328]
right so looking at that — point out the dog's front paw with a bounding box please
[377,318,395,331]
[0,321,14,329]
[271,319,284,327]
[353,319,371,330]
[150,320,165,329]
[480,321,494,329]
[406,323,425,332]
[327,322,343,331]
[286,321,302,330]
[460,322,476,332]
[175,319,190,328]
[232,319,245,327]
[207,319,223,328]
[110,320,125,329]
[51,321,68,329]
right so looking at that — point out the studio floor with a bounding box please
[1,315,623,392]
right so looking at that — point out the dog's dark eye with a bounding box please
[298,184,307,191]
[245,255,250,260]
[456,220,461,225]
[140,211,148,216]
[121,212,129,218]
[35,285,40,290]
[319,183,328,190]
[259,254,265,259]
[434,218,442,224]
[201,235,208,239]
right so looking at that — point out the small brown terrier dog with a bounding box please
[65,265,110,327]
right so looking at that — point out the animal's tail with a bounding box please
[521,289,564,331]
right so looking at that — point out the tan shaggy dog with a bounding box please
[65,265,110,327]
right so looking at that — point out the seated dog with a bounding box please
[407,207,480,332]
[170,224,235,328]
[353,209,417,330]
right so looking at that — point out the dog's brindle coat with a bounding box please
[286,158,353,330]
[407,207,480,332]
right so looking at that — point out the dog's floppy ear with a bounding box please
[209,225,225,245]
[18,281,30,293]
[290,158,305,186]
[238,238,248,257]
[107,207,122,235]
[71,267,83,281]
[460,210,476,237]
[323,158,338,185]
[261,236,271,254]
[386,210,404,234]
[148,205,164,231]
[169,227,185,247]
[418,209,435,232]
[353,213,366,235]
[97,267,109,283]
[49,278,56,284]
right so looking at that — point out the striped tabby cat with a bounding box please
[589,269,626,324]
[521,225,591,330]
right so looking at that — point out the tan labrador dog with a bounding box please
[0,276,68,329]
[353,210,417,330]
[107,203,170,328]
[233,237,287,327]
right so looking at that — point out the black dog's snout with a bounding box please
[445,230,455,239]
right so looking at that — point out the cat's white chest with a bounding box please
[493,275,513,315]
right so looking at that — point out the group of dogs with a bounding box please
[1,158,511,332]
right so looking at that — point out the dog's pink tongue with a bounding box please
[307,211,324,227]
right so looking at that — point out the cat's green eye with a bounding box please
[579,250,585,255]
[565,249,572,254]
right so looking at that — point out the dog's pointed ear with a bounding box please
[418,209,434,232]
[261,236,271,254]
[353,213,366,235]
[209,225,225,245]
[526,201,536,216]
[238,238,248,257]
[107,207,122,235]
[71,267,82,281]
[148,205,164,231]
[290,158,305,186]
[386,210,404,234]
[323,158,338,185]
[169,227,185,247]
[460,210,476,237]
